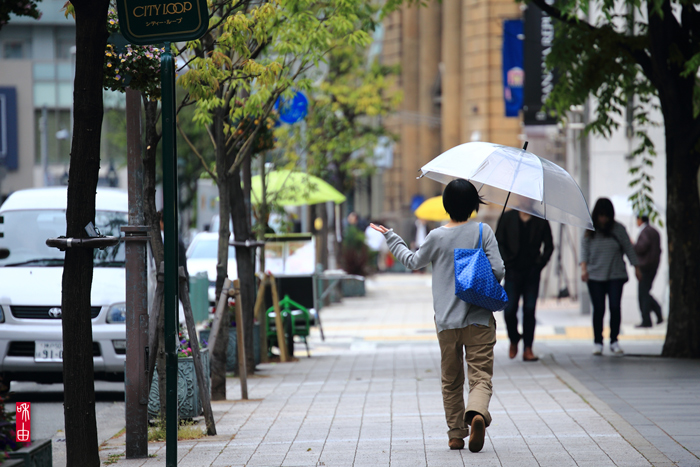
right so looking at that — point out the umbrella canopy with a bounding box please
[414,196,477,222]
[414,196,449,221]
[419,142,593,230]
[251,169,346,206]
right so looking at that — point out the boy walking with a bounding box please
[370,179,504,452]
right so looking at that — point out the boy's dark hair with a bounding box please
[638,214,649,223]
[442,179,485,222]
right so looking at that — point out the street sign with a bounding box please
[275,91,308,124]
[116,0,209,45]
[115,2,210,465]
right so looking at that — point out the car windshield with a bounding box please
[187,238,235,259]
[0,209,127,267]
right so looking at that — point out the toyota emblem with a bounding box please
[48,307,62,318]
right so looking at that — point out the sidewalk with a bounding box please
[99,273,699,466]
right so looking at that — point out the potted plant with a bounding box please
[147,331,210,420]
[0,397,52,467]
[198,299,261,373]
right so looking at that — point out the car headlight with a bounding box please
[106,303,127,323]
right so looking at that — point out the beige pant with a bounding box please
[436,317,496,439]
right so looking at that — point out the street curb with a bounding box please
[540,354,676,467]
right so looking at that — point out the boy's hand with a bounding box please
[370,223,389,234]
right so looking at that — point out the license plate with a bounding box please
[34,341,63,362]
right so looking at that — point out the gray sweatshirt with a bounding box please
[383,222,505,332]
[580,221,638,282]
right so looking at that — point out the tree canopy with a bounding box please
[0,0,41,31]
[275,43,401,195]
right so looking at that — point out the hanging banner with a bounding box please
[523,2,558,125]
[502,20,524,118]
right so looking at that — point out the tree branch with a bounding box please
[177,118,217,180]
[527,0,655,82]
[226,94,280,176]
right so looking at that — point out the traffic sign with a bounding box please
[115,0,209,45]
[276,91,308,124]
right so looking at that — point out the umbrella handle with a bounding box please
[497,141,527,226]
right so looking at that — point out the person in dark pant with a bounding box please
[633,214,663,327]
[496,209,553,361]
[580,198,640,356]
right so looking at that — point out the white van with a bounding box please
[0,187,132,386]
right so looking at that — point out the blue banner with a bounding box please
[502,20,524,118]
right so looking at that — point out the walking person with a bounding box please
[370,179,504,453]
[580,198,640,356]
[633,214,663,327]
[496,208,553,361]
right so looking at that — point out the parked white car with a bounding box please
[186,231,237,307]
[0,187,136,386]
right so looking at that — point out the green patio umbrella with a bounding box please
[251,169,346,206]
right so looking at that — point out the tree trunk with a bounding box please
[229,165,256,375]
[661,117,700,358]
[646,31,700,358]
[62,1,109,465]
[212,108,230,400]
[142,97,167,415]
[143,98,163,266]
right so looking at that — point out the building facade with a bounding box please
[375,0,523,233]
[372,1,669,308]
[0,1,126,201]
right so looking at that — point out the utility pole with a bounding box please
[122,88,149,458]
[569,104,590,315]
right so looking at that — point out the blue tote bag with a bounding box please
[454,223,508,311]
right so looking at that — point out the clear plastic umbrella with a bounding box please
[419,141,593,230]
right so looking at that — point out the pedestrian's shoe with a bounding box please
[634,323,652,328]
[468,414,486,453]
[448,438,464,450]
[523,347,539,362]
[656,316,664,325]
[509,342,518,359]
[592,343,603,356]
[610,341,624,356]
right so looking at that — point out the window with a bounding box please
[3,41,28,59]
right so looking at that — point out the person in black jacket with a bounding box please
[496,208,553,361]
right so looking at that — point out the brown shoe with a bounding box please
[509,342,518,359]
[523,347,539,362]
[448,438,464,450]
[468,414,485,452]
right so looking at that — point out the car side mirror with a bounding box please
[0,248,9,260]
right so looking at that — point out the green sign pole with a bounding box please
[160,42,179,467]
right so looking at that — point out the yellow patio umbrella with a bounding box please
[251,169,346,206]
[414,196,476,221]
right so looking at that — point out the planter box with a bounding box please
[7,438,51,467]
[148,348,210,420]
[199,323,260,372]
[341,277,365,297]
